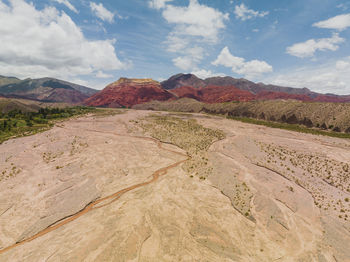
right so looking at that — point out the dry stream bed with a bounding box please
[0,110,349,261]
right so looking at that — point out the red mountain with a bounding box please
[171,85,255,103]
[162,74,350,103]
[85,75,350,108]
[84,78,175,108]
[255,91,313,102]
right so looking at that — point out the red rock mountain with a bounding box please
[162,74,350,103]
[171,85,255,103]
[85,75,350,108]
[84,78,174,107]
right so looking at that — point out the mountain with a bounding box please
[161,73,314,95]
[0,77,97,104]
[0,75,21,87]
[84,78,175,108]
[170,85,255,103]
[162,73,350,103]
[87,74,350,108]
[0,97,69,113]
[161,73,206,90]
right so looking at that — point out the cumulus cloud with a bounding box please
[212,47,244,70]
[191,69,225,79]
[162,0,229,42]
[90,2,114,23]
[286,33,345,58]
[0,0,126,80]
[148,0,173,10]
[96,70,113,78]
[313,14,350,31]
[212,47,272,78]
[266,57,350,95]
[157,0,229,70]
[172,46,204,71]
[234,3,268,21]
[54,0,78,13]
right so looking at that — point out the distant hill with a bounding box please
[86,74,350,108]
[133,98,350,133]
[0,75,21,87]
[0,76,98,104]
[161,73,350,103]
[85,78,174,107]
[0,97,69,114]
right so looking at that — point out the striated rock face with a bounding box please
[85,78,175,108]
[171,85,255,103]
[85,75,350,108]
[162,74,350,103]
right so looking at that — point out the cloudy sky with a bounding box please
[1,0,350,94]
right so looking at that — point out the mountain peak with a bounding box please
[112,77,158,86]
[161,73,205,90]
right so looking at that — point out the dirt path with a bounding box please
[0,128,188,255]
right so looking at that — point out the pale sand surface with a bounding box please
[0,110,349,261]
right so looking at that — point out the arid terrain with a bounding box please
[0,109,349,261]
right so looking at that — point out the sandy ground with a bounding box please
[0,110,349,261]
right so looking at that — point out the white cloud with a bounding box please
[90,2,114,23]
[173,56,195,71]
[237,60,273,77]
[212,47,273,78]
[157,0,229,70]
[212,47,244,70]
[234,3,269,21]
[165,35,189,53]
[148,0,173,10]
[172,46,204,70]
[96,70,113,78]
[54,0,78,13]
[336,4,348,11]
[313,13,350,31]
[266,57,350,95]
[191,69,225,79]
[286,33,344,58]
[162,0,229,42]
[336,60,350,70]
[0,0,127,80]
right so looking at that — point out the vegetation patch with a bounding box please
[138,114,225,179]
[0,106,96,144]
[255,141,350,221]
[227,116,350,139]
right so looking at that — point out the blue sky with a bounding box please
[0,0,350,94]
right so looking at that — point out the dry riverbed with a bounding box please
[0,110,349,261]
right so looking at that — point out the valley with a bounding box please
[0,110,349,261]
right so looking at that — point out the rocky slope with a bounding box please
[134,98,350,133]
[84,78,175,108]
[171,85,255,103]
[0,97,70,114]
[0,77,97,104]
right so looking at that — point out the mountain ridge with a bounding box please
[0,76,98,104]
[85,74,350,107]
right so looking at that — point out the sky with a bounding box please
[0,0,350,94]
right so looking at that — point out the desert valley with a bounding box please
[0,73,350,261]
[1,0,350,260]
